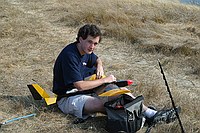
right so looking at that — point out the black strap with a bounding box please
[57,89,95,101]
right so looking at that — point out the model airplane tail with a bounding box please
[27,84,57,105]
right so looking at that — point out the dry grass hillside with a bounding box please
[0,0,199,132]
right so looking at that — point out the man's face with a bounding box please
[79,35,100,54]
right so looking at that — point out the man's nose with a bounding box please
[90,43,95,48]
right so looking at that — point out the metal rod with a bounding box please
[1,113,36,126]
[158,60,185,133]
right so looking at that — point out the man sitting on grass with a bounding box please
[52,24,180,126]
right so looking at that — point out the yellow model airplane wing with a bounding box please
[99,89,130,97]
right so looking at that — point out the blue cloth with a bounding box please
[53,42,98,95]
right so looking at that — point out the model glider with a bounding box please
[28,74,133,105]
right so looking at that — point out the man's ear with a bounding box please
[79,37,83,42]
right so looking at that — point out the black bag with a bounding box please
[104,94,144,133]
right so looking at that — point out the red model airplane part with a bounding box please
[127,80,133,86]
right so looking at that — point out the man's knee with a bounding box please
[84,97,105,114]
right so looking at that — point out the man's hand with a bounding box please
[103,75,117,83]
[96,58,104,79]
[96,65,104,79]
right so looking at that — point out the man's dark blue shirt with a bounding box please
[53,42,98,95]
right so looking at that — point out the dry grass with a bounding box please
[0,0,200,132]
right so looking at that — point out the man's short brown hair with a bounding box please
[76,24,102,43]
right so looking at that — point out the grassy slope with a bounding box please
[0,0,199,132]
